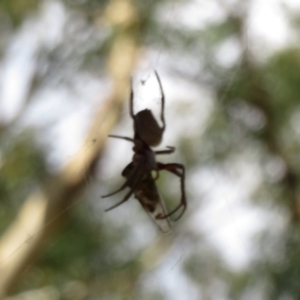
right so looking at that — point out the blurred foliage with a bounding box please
[0,131,48,233]
[0,0,40,28]
[2,0,300,299]
[17,201,142,298]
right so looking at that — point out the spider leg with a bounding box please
[102,163,142,198]
[156,162,186,221]
[129,77,135,120]
[155,146,175,155]
[104,166,147,211]
[102,162,145,198]
[108,135,135,143]
[154,70,165,132]
[101,181,128,198]
[105,189,134,212]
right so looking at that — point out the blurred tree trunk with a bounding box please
[0,0,140,297]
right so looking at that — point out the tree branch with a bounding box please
[0,0,140,297]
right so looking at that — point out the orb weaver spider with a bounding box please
[102,71,186,232]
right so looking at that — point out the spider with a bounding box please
[102,71,186,226]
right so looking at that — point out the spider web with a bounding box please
[0,0,281,298]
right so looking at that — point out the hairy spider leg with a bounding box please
[156,162,186,221]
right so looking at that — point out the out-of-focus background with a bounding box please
[1,0,300,299]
